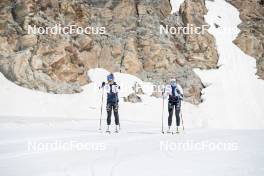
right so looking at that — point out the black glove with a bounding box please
[180,94,184,100]
[113,82,120,89]
[101,82,105,87]
[162,89,166,96]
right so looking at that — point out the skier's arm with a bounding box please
[99,82,106,89]
[177,84,184,100]
[162,85,170,98]
[112,82,120,103]
[113,82,120,92]
[178,90,183,100]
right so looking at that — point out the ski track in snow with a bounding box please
[1,121,264,176]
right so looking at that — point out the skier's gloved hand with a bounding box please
[161,88,165,95]
[180,94,184,100]
[101,82,106,87]
[162,91,166,98]
[113,82,120,89]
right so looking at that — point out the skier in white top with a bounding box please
[163,78,183,133]
[101,73,120,133]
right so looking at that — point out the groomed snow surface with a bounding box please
[0,0,264,175]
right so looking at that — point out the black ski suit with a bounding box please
[105,82,120,126]
[167,86,182,127]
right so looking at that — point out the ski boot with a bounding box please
[167,126,172,134]
[175,126,180,134]
[106,125,111,133]
[115,125,119,133]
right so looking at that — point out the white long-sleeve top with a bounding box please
[164,84,183,99]
[100,82,120,103]
[102,82,120,94]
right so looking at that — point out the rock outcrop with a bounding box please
[227,0,264,79]
[123,93,142,103]
[0,0,218,104]
[180,0,219,69]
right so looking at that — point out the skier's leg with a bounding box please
[175,110,181,126]
[113,103,119,125]
[175,101,181,126]
[168,102,173,127]
[106,103,112,125]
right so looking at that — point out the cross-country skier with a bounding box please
[163,78,183,133]
[101,73,120,133]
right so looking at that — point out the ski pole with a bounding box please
[181,95,185,131]
[161,89,165,134]
[181,112,184,131]
[118,108,121,130]
[115,90,121,131]
[99,87,104,130]
[180,96,184,131]
[119,106,121,131]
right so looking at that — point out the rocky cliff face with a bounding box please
[227,0,264,79]
[0,0,218,104]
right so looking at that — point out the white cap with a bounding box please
[170,78,176,83]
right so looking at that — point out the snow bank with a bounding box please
[170,0,185,14]
[193,0,264,129]
[0,69,143,119]
[0,68,200,128]
[0,72,99,119]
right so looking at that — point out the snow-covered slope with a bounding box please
[193,0,264,129]
[0,67,155,119]
[0,68,200,128]
[170,0,184,14]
